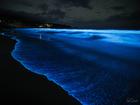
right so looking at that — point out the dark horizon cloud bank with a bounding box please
[0,0,140,28]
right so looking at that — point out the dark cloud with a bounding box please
[0,0,140,28]
[107,11,140,23]
[111,6,126,11]
[54,0,91,8]
[17,1,33,7]
[0,0,33,8]
[38,3,49,15]
[47,9,65,19]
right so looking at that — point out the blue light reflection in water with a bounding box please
[5,28,140,105]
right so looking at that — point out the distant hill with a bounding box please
[0,18,72,28]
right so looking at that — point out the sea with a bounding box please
[2,28,140,105]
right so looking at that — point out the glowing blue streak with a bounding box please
[14,28,140,47]
[15,28,140,34]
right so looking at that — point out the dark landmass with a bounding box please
[0,12,72,28]
[0,18,72,28]
[0,35,81,105]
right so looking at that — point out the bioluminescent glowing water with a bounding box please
[3,28,140,105]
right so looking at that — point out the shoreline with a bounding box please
[0,35,81,105]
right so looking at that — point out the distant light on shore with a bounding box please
[38,24,53,28]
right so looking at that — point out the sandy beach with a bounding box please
[0,35,81,105]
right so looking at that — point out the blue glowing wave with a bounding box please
[15,28,140,47]
[4,28,140,105]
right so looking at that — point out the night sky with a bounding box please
[0,0,140,28]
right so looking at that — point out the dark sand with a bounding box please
[0,35,81,105]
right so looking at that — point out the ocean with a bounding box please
[3,28,140,105]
